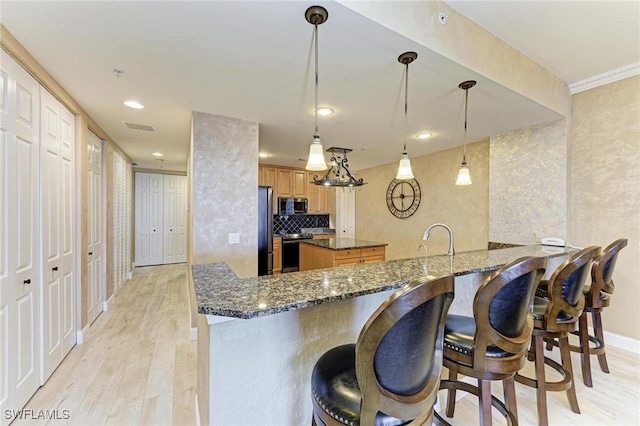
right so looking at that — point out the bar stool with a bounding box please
[310,275,454,425]
[436,256,547,426]
[570,238,627,387]
[515,246,600,426]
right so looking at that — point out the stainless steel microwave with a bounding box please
[278,197,308,215]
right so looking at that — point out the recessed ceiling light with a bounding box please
[317,107,334,116]
[258,152,270,158]
[152,152,163,157]
[416,132,433,140]
[124,100,144,109]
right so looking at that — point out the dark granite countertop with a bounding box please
[192,244,576,319]
[301,238,387,250]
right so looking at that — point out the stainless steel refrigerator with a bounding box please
[258,186,273,276]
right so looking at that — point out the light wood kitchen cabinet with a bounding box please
[293,170,307,197]
[278,169,293,196]
[299,243,385,271]
[306,171,329,213]
[258,165,278,212]
[273,236,282,274]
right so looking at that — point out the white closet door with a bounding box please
[86,131,103,325]
[336,188,356,239]
[40,88,75,381]
[163,175,187,264]
[135,172,163,266]
[0,50,41,414]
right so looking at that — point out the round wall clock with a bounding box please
[386,178,421,219]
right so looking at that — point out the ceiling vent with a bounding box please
[121,121,157,133]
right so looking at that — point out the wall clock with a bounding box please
[386,178,421,219]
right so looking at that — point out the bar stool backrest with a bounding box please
[545,246,601,329]
[591,239,628,300]
[355,274,454,421]
[473,256,547,369]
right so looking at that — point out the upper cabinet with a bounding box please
[259,165,328,214]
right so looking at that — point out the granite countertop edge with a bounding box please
[192,245,576,320]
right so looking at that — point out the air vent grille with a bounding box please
[121,121,157,133]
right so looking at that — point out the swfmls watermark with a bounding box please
[4,409,70,421]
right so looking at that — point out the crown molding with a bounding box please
[569,62,640,94]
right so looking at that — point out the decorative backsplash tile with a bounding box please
[274,214,329,235]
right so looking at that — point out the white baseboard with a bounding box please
[76,323,91,344]
[602,328,640,354]
[190,327,198,341]
[102,294,114,312]
[194,394,201,426]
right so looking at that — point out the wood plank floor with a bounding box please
[11,263,640,425]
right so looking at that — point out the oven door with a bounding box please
[282,240,300,273]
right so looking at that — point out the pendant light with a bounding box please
[455,80,476,186]
[304,6,329,171]
[396,52,417,180]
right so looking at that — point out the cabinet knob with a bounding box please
[170,229,173,232]
[23,279,31,284]
[52,266,59,271]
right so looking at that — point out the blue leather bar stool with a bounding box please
[516,246,600,426]
[570,238,627,387]
[436,256,546,426]
[310,274,454,425]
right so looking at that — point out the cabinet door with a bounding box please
[306,172,318,213]
[261,166,278,212]
[277,169,292,197]
[273,239,282,274]
[292,170,306,197]
[317,185,329,213]
[258,165,265,186]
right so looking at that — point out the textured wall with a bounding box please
[489,119,567,244]
[191,112,258,277]
[355,140,489,259]
[570,76,640,340]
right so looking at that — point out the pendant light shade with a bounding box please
[304,6,328,171]
[306,135,327,171]
[395,52,417,180]
[455,80,476,186]
[396,152,414,180]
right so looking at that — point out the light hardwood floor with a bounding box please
[11,264,640,425]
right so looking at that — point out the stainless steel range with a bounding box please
[281,233,313,273]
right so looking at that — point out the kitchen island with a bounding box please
[299,237,387,271]
[192,245,574,425]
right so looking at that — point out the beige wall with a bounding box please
[190,112,259,277]
[570,76,640,340]
[489,119,568,244]
[355,140,489,259]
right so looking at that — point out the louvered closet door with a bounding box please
[87,131,103,325]
[40,88,75,382]
[163,175,187,264]
[0,49,41,415]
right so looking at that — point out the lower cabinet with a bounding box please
[273,236,282,274]
[299,244,385,271]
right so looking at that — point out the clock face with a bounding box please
[386,178,421,219]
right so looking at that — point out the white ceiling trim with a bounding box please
[569,62,640,95]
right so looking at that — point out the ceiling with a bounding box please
[2,1,638,172]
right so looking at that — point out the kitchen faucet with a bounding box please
[423,223,455,256]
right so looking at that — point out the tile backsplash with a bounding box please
[274,214,329,235]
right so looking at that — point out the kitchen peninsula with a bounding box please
[299,237,387,271]
[192,245,574,425]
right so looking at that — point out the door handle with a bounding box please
[170,229,173,232]
[88,252,93,256]
[52,266,59,271]
[23,279,31,284]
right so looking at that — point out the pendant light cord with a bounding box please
[462,88,468,163]
[403,62,408,153]
[314,23,319,138]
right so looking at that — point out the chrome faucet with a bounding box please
[423,223,455,256]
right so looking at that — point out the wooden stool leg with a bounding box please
[533,334,549,426]
[592,311,610,373]
[579,312,593,387]
[446,369,458,417]
[559,336,580,414]
[503,376,518,422]
[478,379,493,426]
